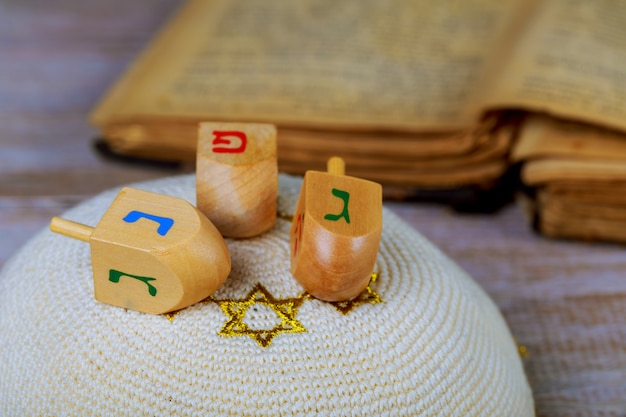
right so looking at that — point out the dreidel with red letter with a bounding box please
[290,157,382,301]
[50,187,231,314]
[196,122,277,238]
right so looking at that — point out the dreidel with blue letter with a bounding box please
[290,156,382,301]
[50,187,231,314]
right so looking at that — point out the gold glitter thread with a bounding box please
[162,271,382,348]
[216,283,306,347]
[329,272,382,315]
[164,311,180,322]
[164,271,381,317]
[514,338,530,359]
[518,344,530,359]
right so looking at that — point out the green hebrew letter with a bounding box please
[109,269,157,296]
[324,188,351,224]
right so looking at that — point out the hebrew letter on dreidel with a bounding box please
[323,188,351,224]
[122,211,174,236]
[109,269,157,296]
[292,213,304,258]
[211,130,247,153]
[49,187,231,314]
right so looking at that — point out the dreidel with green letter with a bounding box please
[50,187,231,314]
[290,156,382,301]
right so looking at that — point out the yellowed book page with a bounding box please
[482,0,626,131]
[547,182,626,205]
[540,191,626,220]
[101,121,481,162]
[91,0,525,132]
[522,159,626,185]
[512,115,626,162]
[538,190,626,243]
[280,126,511,170]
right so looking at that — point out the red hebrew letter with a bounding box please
[212,130,247,153]
[292,213,304,257]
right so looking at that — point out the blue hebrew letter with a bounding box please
[123,211,174,236]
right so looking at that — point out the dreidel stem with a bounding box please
[50,216,94,242]
[327,156,345,176]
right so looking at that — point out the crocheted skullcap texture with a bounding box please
[0,174,534,416]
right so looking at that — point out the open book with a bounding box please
[91,0,626,194]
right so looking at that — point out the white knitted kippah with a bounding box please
[0,174,534,416]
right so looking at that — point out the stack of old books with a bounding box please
[90,0,625,213]
[513,115,626,244]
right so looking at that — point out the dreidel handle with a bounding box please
[327,156,345,176]
[50,216,94,242]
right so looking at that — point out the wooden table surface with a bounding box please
[1,1,625,416]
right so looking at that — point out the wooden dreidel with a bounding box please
[196,122,277,238]
[290,157,382,301]
[49,187,231,315]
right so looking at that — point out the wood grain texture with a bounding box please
[196,122,277,237]
[290,165,382,301]
[0,1,624,415]
[51,187,231,314]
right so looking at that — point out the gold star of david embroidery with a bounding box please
[329,272,382,315]
[216,284,306,347]
[164,272,382,322]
